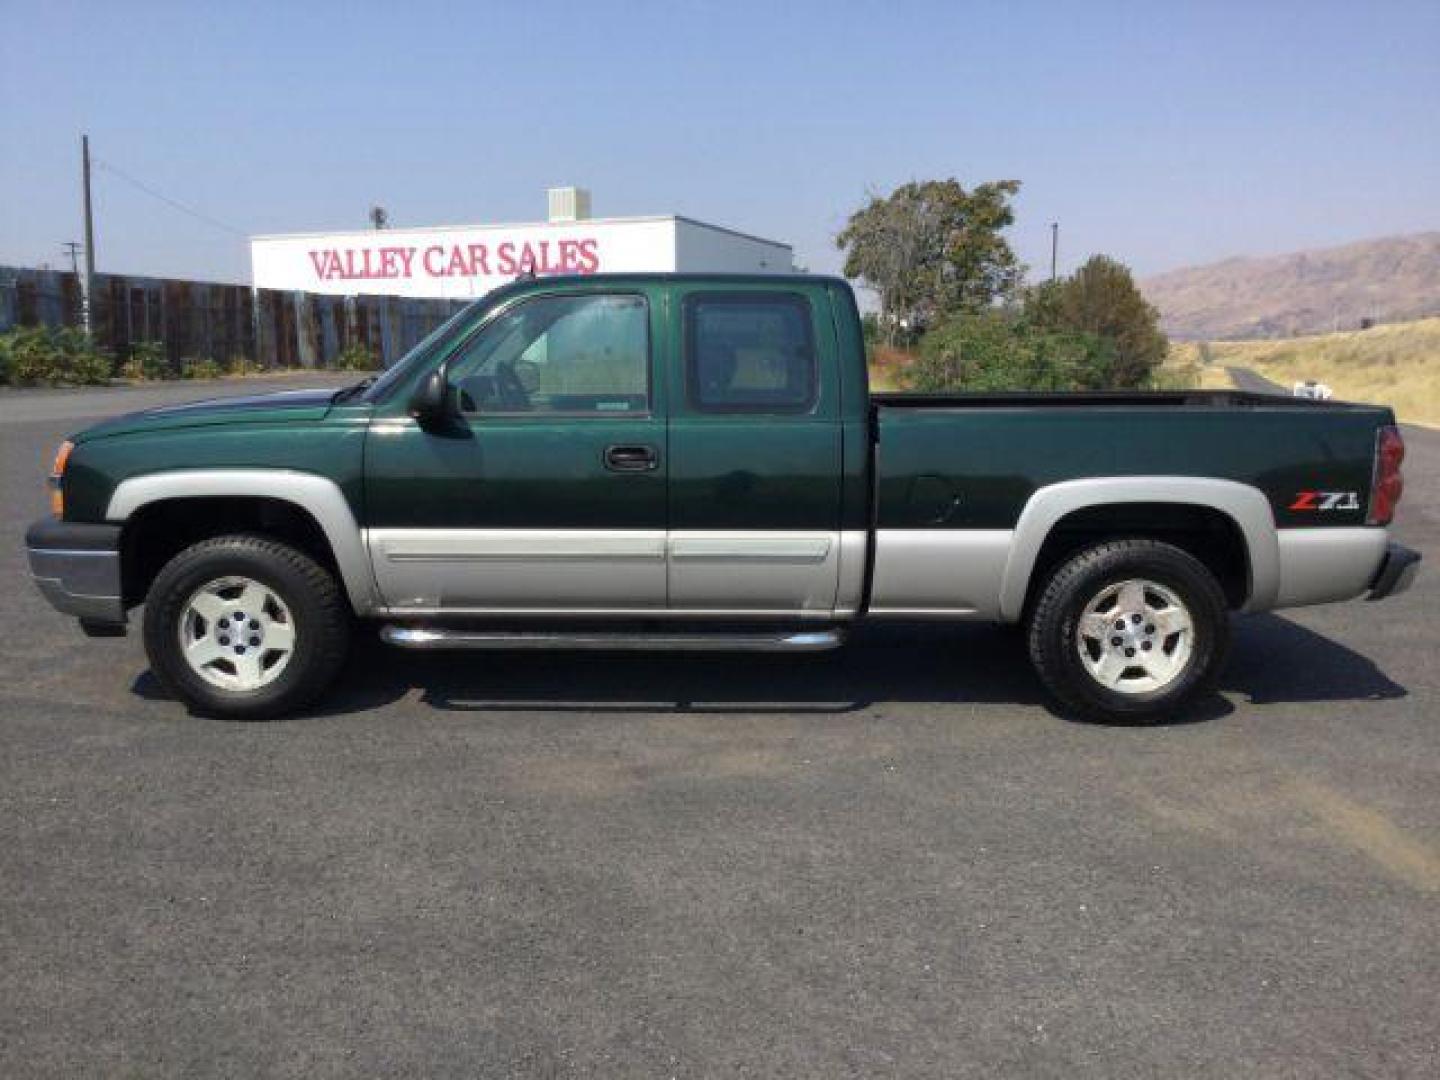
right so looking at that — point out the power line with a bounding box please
[93,158,248,238]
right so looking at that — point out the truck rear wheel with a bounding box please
[1026,538,1229,724]
[142,535,350,720]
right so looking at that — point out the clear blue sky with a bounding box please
[3,0,1437,287]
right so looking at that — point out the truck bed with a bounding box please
[871,390,1395,533]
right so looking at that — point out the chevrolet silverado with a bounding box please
[27,274,1420,722]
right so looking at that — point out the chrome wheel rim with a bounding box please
[178,576,296,692]
[1076,578,1194,695]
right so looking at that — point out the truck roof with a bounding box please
[496,271,853,291]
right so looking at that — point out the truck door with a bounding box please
[666,286,844,614]
[363,287,669,613]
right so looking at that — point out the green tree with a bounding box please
[860,312,882,347]
[836,178,1023,344]
[1028,255,1167,387]
[909,309,1117,392]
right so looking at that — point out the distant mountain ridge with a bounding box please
[1140,232,1440,340]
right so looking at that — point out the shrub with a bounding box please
[0,329,15,385]
[226,354,257,376]
[53,328,113,384]
[119,341,171,381]
[910,310,1118,392]
[182,358,225,380]
[337,341,379,371]
[0,326,111,386]
[3,327,56,384]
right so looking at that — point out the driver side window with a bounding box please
[448,293,650,416]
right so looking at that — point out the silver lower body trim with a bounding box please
[368,529,667,610]
[27,547,125,624]
[1274,527,1390,609]
[868,529,1012,620]
[667,530,843,612]
[834,529,868,616]
[380,625,846,652]
[367,528,857,615]
[107,469,379,615]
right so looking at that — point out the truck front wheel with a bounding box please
[1026,539,1230,724]
[142,535,350,720]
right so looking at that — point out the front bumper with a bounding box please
[25,519,126,626]
[1366,542,1421,601]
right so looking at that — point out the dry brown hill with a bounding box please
[1141,232,1440,340]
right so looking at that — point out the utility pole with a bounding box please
[62,240,86,325]
[1049,222,1059,282]
[61,243,84,328]
[61,241,83,277]
[80,134,96,334]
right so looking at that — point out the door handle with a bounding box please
[604,444,659,472]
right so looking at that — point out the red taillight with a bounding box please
[1367,425,1405,525]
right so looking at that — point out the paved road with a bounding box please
[3,384,1437,1077]
[0,372,357,425]
[1228,366,1289,395]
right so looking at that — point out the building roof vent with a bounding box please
[547,186,592,223]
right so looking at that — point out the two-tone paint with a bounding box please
[32,273,1415,632]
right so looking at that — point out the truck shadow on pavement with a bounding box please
[134,611,1399,725]
[1223,613,1409,706]
[130,613,1406,724]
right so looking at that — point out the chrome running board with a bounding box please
[379,625,846,653]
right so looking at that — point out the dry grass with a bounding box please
[1169,318,1440,426]
[1196,365,1236,390]
[867,345,916,391]
[1159,347,1236,390]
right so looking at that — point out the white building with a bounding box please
[249,187,794,299]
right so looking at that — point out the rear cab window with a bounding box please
[684,293,817,413]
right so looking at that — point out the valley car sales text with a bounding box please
[307,237,602,284]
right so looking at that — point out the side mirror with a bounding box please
[408,368,455,428]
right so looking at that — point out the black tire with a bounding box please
[142,534,350,720]
[1026,538,1230,724]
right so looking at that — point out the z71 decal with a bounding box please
[1289,490,1361,512]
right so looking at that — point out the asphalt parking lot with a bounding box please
[2,381,1437,1078]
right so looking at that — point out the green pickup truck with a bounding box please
[27,274,1419,722]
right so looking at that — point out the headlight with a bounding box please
[49,440,73,517]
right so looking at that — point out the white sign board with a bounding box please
[250,218,679,299]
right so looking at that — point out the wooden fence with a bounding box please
[0,266,465,372]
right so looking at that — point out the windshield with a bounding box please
[357,300,481,403]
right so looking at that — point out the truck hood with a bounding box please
[73,387,342,443]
